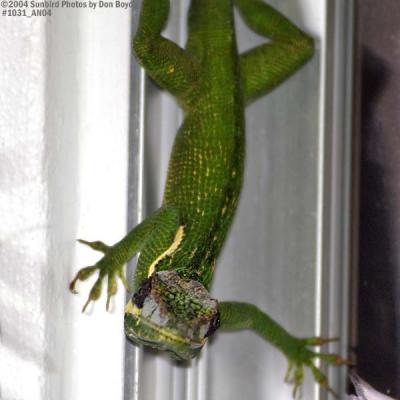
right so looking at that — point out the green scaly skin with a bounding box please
[70,0,345,396]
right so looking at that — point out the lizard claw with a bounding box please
[77,239,110,253]
[81,276,103,313]
[69,265,98,294]
[282,336,345,398]
[284,357,339,399]
[70,238,130,312]
[284,361,304,399]
[302,336,339,346]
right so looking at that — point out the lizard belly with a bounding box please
[162,103,244,286]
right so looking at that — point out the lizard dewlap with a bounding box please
[124,271,220,360]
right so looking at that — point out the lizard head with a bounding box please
[124,270,220,360]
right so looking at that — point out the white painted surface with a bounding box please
[0,16,48,400]
[0,6,132,400]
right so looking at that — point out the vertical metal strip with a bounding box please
[330,1,354,397]
[318,0,354,398]
[124,1,146,398]
[315,0,329,352]
[133,68,146,400]
[315,2,330,398]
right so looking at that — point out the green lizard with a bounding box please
[70,0,344,396]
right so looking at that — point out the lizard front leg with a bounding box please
[70,206,182,311]
[219,301,346,397]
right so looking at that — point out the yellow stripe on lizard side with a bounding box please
[147,225,185,277]
[125,299,140,315]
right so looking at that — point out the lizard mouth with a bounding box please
[124,271,220,360]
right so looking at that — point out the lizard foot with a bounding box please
[283,336,347,399]
[69,239,130,312]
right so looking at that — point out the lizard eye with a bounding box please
[124,270,219,360]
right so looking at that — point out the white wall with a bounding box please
[0,6,132,400]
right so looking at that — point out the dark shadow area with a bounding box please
[356,45,398,396]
